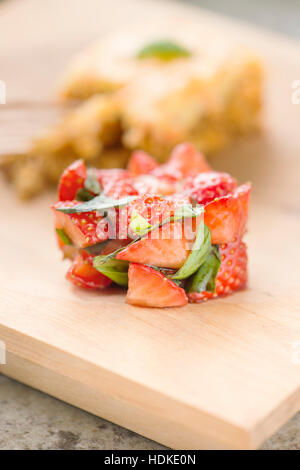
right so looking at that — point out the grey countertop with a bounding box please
[1,0,299,451]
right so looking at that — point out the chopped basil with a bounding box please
[84,169,101,195]
[93,257,129,287]
[55,194,138,214]
[187,246,221,293]
[56,228,72,245]
[137,40,191,60]
[75,187,95,202]
[83,240,110,256]
[170,223,211,280]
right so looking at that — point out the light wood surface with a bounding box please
[0,0,300,450]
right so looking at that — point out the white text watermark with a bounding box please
[291,80,300,104]
[0,341,6,365]
[0,80,6,104]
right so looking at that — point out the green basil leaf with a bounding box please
[137,40,191,60]
[56,228,72,245]
[85,169,101,195]
[83,240,110,256]
[55,194,138,214]
[171,223,211,280]
[75,187,95,201]
[93,256,129,287]
[187,246,220,293]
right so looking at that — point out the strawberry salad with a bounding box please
[52,143,251,308]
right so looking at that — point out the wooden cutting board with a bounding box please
[0,0,300,450]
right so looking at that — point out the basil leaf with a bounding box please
[187,246,221,293]
[171,223,211,280]
[83,240,109,255]
[93,256,129,287]
[56,228,72,245]
[137,40,191,60]
[55,194,138,214]
[75,187,95,201]
[85,169,101,195]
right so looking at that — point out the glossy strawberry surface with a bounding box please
[58,159,87,201]
[66,252,112,290]
[184,171,237,205]
[127,263,188,308]
[204,183,251,244]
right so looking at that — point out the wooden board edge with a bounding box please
[0,326,254,450]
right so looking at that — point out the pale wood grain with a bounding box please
[0,0,300,450]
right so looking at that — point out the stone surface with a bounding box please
[0,375,299,450]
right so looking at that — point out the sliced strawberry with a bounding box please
[204,183,251,244]
[151,164,182,185]
[127,150,159,177]
[133,175,175,196]
[58,159,87,201]
[116,221,194,269]
[127,194,186,227]
[127,263,188,308]
[188,238,247,302]
[96,169,138,198]
[184,171,237,205]
[66,252,112,290]
[53,201,109,248]
[167,142,211,177]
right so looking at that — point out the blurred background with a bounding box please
[182,0,300,38]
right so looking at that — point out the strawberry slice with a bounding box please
[167,142,211,177]
[58,159,87,201]
[66,252,112,290]
[204,183,251,244]
[127,150,159,177]
[96,169,138,198]
[133,175,175,196]
[127,263,188,308]
[116,222,192,269]
[184,171,237,205]
[188,237,247,302]
[117,194,199,268]
[127,194,192,227]
[53,201,109,248]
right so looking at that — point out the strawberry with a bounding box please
[204,183,251,244]
[96,169,138,198]
[133,175,175,196]
[58,159,87,201]
[188,237,247,302]
[151,164,182,185]
[53,201,109,248]
[127,263,188,308]
[66,252,112,290]
[116,194,200,268]
[167,142,211,177]
[184,171,237,205]
[116,222,192,269]
[127,150,159,177]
